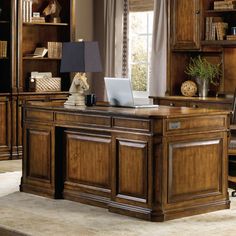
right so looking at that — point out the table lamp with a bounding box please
[60,41,102,106]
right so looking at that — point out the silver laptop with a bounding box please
[104,77,158,108]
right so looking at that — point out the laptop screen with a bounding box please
[104,77,135,107]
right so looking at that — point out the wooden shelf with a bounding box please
[206,9,236,13]
[228,175,236,182]
[0,57,8,60]
[23,57,61,60]
[201,40,236,46]
[0,21,10,24]
[23,22,68,26]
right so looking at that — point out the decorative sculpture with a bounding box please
[64,73,90,106]
[42,0,62,23]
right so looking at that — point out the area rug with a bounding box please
[0,191,235,236]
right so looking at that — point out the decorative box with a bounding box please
[29,72,61,92]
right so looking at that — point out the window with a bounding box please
[128,10,153,98]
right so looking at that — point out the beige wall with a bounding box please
[74,0,105,100]
[75,0,94,41]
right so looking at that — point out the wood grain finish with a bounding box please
[63,130,112,207]
[170,0,200,50]
[116,139,148,201]
[168,138,222,203]
[27,129,51,180]
[21,123,55,197]
[21,103,230,221]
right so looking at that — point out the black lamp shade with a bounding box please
[60,41,102,73]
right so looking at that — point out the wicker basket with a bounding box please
[29,77,61,92]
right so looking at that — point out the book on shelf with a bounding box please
[226,35,236,40]
[214,0,236,9]
[205,17,228,40]
[47,42,62,58]
[0,41,7,58]
[23,0,33,23]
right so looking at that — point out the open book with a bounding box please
[32,47,48,58]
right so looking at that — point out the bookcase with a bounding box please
[0,1,17,160]
[167,0,236,97]
[0,0,75,159]
[12,0,76,158]
[18,0,75,93]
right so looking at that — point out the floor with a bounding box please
[0,160,22,197]
[0,160,236,236]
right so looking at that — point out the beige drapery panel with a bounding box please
[149,0,167,96]
[104,0,128,78]
[129,0,154,12]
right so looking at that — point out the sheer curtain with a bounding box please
[104,0,128,77]
[149,0,167,96]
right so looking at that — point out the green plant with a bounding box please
[185,55,221,85]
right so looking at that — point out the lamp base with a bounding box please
[64,72,89,106]
[64,93,85,106]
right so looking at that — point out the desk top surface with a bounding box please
[24,102,230,119]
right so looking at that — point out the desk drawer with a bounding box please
[25,109,54,122]
[166,115,227,134]
[55,112,111,128]
[113,117,151,132]
[189,102,232,110]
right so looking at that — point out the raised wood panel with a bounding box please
[27,128,51,180]
[224,48,236,93]
[25,109,54,122]
[171,0,200,50]
[113,117,150,132]
[166,115,226,134]
[116,139,148,201]
[168,139,222,203]
[56,113,111,128]
[65,131,111,189]
[0,98,11,159]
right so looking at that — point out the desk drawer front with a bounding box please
[166,115,226,133]
[113,117,150,132]
[55,112,111,128]
[25,109,54,122]
[189,102,231,110]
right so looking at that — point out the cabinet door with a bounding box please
[164,132,228,205]
[21,123,55,197]
[0,96,11,160]
[170,0,201,50]
[110,133,152,209]
[63,129,112,207]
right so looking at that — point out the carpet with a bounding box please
[0,190,235,236]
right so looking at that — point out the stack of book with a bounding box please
[226,35,236,40]
[47,42,62,58]
[31,16,45,23]
[0,41,7,58]
[205,17,228,40]
[214,0,236,10]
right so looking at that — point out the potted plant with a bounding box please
[185,55,221,97]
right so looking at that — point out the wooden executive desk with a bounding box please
[20,102,230,221]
